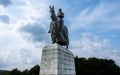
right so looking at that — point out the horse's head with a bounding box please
[49,5,56,21]
[49,6,54,15]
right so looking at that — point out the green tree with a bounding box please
[9,68,21,75]
[75,57,120,75]
[29,65,40,75]
[21,69,30,75]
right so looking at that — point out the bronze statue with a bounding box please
[48,6,69,49]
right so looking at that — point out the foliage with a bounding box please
[10,68,21,75]
[29,65,40,75]
[21,69,30,75]
[0,65,40,75]
[75,57,120,75]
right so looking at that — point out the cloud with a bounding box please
[0,0,50,70]
[69,1,120,32]
[19,22,49,43]
[0,31,44,70]
[70,32,120,65]
[70,32,110,57]
[67,1,120,65]
[0,58,8,68]
[0,0,11,7]
[0,15,9,24]
[21,0,49,19]
[0,25,45,70]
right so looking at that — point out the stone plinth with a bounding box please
[39,44,76,75]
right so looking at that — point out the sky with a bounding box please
[0,0,120,71]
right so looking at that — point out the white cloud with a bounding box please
[0,6,4,11]
[17,0,50,21]
[67,1,120,65]
[0,0,51,70]
[70,32,120,65]
[0,30,44,70]
[69,1,120,31]
[70,32,109,57]
[0,3,54,70]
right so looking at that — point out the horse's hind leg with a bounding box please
[51,34,55,44]
[52,38,56,44]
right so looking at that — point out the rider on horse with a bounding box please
[57,8,64,30]
[49,6,69,49]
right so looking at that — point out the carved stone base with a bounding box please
[39,44,76,75]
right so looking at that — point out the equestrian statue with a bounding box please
[48,6,69,49]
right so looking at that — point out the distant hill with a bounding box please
[0,70,9,74]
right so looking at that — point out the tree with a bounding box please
[29,65,40,75]
[75,57,120,75]
[21,69,30,75]
[9,68,21,75]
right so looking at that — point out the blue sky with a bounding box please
[0,0,120,70]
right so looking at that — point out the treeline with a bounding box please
[0,65,40,75]
[1,57,120,75]
[75,57,120,75]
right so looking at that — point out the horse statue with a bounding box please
[48,6,69,49]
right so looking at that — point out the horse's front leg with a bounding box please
[66,45,68,49]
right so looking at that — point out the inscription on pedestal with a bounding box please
[43,61,53,73]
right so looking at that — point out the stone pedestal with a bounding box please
[39,44,76,75]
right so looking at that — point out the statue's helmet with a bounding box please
[57,8,64,18]
[59,8,62,12]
